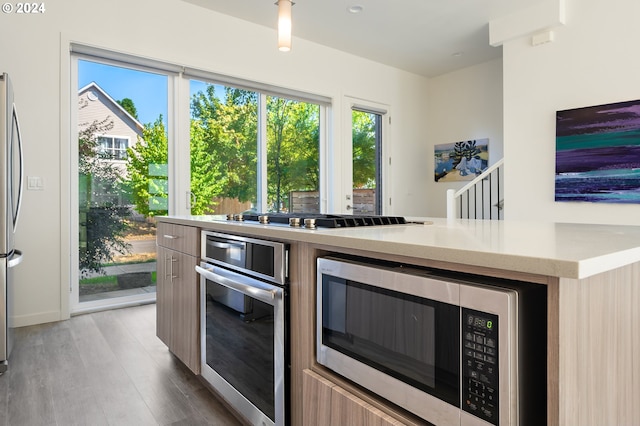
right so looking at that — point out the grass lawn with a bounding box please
[79,271,157,295]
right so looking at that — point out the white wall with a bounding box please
[425,59,504,217]
[503,0,640,224]
[0,0,429,325]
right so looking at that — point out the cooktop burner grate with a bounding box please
[237,213,407,228]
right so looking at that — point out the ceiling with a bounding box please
[181,0,541,77]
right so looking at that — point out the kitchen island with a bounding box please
[157,215,640,426]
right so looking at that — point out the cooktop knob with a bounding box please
[289,217,301,227]
[234,214,244,221]
[226,214,234,220]
[258,215,270,224]
[304,218,317,229]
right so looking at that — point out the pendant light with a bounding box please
[276,0,293,52]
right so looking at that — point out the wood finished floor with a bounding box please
[0,304,242,426]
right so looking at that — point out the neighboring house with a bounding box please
[77,82,144,207]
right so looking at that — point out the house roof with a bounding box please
[78,81,145,132]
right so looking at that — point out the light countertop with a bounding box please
[158,215,640,279]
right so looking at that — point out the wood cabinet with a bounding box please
[302,369,405,425]
[156,223,200,373]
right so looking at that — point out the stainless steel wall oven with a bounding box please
[196,231,289,426]
[317,255,547,426]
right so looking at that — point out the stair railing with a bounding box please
[446,158,504,220]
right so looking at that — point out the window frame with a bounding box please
[97,135,130,161]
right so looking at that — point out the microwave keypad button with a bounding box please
[462,309,499,426]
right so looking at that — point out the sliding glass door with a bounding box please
[72,57,170,313]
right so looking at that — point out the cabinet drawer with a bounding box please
[157,222,199,256]
[302,369,406,426]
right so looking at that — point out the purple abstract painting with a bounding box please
[555,99,640,203]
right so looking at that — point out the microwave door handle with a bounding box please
[195,265,279,305]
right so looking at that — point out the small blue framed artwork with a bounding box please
[434,138,489,182]
[555,99,640,203]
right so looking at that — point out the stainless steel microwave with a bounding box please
[316,256,547,426]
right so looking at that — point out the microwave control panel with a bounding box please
[462,308,499,425]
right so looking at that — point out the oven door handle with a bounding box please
[195,264,281,305]
[206,240,246,250]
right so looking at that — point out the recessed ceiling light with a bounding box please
[452,52,463,57]
[348,5,364,13]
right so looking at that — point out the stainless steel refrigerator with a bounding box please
[0,72,24,373]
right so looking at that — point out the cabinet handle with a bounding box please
[163,234,179,240]
[170,256,178,281]
[164,254,172,280]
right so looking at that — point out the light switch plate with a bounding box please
[27,176,44,190]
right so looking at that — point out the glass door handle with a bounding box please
[186,191,196,210]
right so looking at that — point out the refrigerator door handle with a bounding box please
[7,250,22,268]
[11,105,23,231]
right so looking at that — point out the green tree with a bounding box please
[218,88,258,203]
[189,118,225,213]
[267,97,319,211]
[190,86,258,210]
[183,85,320,214]
[352,111,377,188]
[125,116,169,216]
[117,98,138,120]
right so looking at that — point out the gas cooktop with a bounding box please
[225,213,407,229]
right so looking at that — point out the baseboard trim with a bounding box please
[11,311,63,328]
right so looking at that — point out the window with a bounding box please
[98,136,129,160]
[188,79,323,215]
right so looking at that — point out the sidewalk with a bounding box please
[83,261,156,278]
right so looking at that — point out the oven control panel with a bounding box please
[462,308,499,425]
